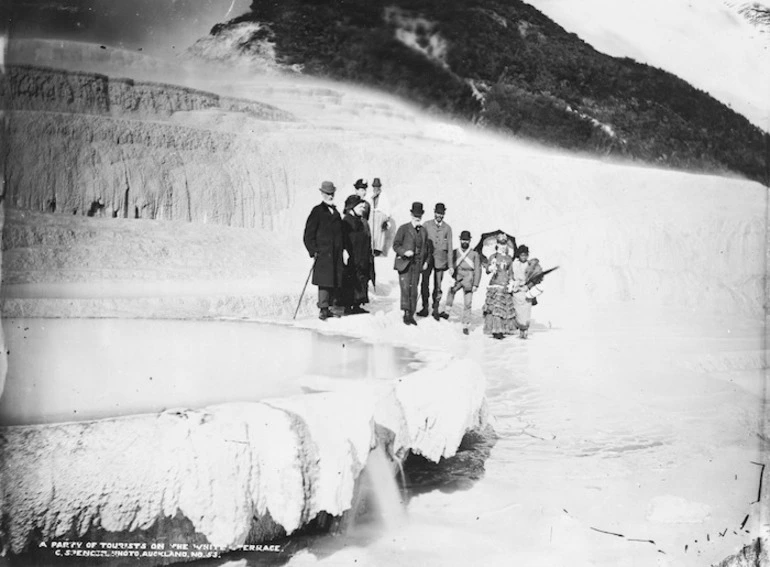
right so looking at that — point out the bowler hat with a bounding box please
[319,181,336,195]
[372,178,382,187]
[460,230,471,240]
[354,178,368,190]
[435,203,446,214]
[410,202,425,217]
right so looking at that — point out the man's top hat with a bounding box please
[372,178,382,187]
[354,179,368,190]
[410,202,425,217]
[319,181,336,195]
[434,203,446,214]
[460,230,471,240]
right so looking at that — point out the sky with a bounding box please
[4,0,253,57]
[525,0,770,130]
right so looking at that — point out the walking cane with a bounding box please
[293,257,317,320]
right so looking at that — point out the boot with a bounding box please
[416,307,429,317]
[319,308,331,321]
[462,327,469,336]
[519,329,528,339]
[403,311,410,325]
[407,312,418,326]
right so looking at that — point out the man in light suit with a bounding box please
[419,203,453,320]
[392,202,429,325]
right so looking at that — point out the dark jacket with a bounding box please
[342,213,373,273]
[392,222,429,274]
[303,202,345,287]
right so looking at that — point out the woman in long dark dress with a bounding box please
[341,195,374,314]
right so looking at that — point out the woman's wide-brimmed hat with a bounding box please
[344,194,363,211]
[354,178,368,189]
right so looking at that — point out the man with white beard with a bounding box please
[303,181,345,320]
[393,202,429,325]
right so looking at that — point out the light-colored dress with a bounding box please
[511,258,531,330]
[366,192,392,254]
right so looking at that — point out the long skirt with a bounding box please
[342,266,370,307]
[512,291,532,330]
[482,286,517,335]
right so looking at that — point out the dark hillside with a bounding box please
[206,0,768,184]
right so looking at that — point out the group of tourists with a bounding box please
[302,178,392,319]
[302,180,544,338]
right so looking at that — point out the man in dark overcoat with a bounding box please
[392,202,429,326]
[303,181,345,320]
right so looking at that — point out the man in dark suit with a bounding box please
[303,181,345,320]
[392,202,429,325]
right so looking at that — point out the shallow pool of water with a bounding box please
[0,318,417,426]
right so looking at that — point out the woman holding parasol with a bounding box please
[482,232,518,339]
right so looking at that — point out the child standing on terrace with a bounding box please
[511,244,544,339]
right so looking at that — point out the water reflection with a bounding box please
[0,318,416,425]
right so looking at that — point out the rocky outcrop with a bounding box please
[2,64,295,121]
[6,111,296,226]
[2,64,299,227]
[0,358,488,557]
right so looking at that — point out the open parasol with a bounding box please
[473,229,518,264]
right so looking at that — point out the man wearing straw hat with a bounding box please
[303,181,345,320]
[393,202,429,325]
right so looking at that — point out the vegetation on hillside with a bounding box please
[214,0,768,184]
